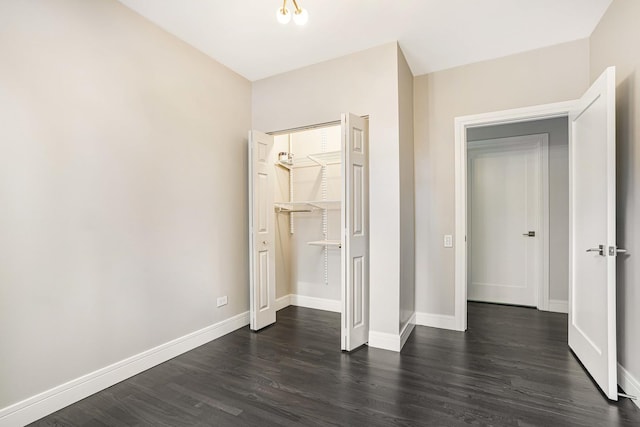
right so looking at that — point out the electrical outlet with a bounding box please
[217,296,228,307]
[444,235,453,248]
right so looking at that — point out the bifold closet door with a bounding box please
[341,113,369,351]
[249,130,276,331]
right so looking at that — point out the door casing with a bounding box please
[454,101,576,332]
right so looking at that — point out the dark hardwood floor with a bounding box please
[32,303,640,426]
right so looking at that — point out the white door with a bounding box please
[569,66,618,400]
[467,136,547,307]
[249,131,276,331]
[341,113,369,351]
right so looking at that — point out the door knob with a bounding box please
[262,241,268,245]
[522,231,536,237]
[586,244,605,256]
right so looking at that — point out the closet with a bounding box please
[248,113,369,351]
[274,125,342,308]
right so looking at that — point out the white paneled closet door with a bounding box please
[341,113,369,351]
[249,130,276,331]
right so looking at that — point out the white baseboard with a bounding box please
[400,314,416,350]
[275,294,291,311]
[0,311,250,427]
[415,312,459,330]
[619,363,640,410]
[276,294,340,313]
[290,294,341,313]
[547,299,568,314]
[368,330,402,352]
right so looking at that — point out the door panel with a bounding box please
[258,250,269,309]
[352,256,364,327]
[249,131,276,331]
[468,136,545,307]
[353,164,364,235]
[341,114,369,351]
[569,66,617,400]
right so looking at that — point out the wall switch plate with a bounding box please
[217,296,228,307]
[444,235,453,248]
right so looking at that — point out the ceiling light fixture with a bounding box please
[276,0,308,26]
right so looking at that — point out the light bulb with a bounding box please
[293,8,308,26]
[276,7,291,24]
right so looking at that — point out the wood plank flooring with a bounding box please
[32,303,640,426]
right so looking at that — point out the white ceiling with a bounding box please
[118,0,612,82]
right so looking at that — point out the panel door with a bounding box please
[249,131,276,331]
[341,114,369,351]
[468,136,546,307]
[569,66,618,400]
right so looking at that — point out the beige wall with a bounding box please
[0,0,251,409]
[252,43,404,337]
[414,39,590,315]
[590,0,640,394]
[398,49,415,329]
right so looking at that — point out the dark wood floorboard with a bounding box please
[31,303,640,426]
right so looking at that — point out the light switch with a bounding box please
[444,235,453,248]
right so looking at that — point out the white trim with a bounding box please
[291,294,341,313]
[275,294,291,311]
[415,312,461,331]
[275,294,341,313]
[618,363,640,409]
[369,319,415,353]
[547,299,569,314]
[368,331,401,352]
[454,100,577,332]
[540,135,551,312]
[0,311,250,427]
[399,314,416,350]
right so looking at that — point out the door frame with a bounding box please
[454,101,576,331]
[253,115,371,349]
[467,134,549,309]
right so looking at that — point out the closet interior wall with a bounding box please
[273,126,342,305]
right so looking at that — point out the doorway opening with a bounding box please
[466,118,569,314]
[453,101,575,332]
[249,114,370,352]
[272,124,343,338]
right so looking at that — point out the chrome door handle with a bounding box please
[608,246,627,256]
[586,244,605,256]
[522,231,536,237]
